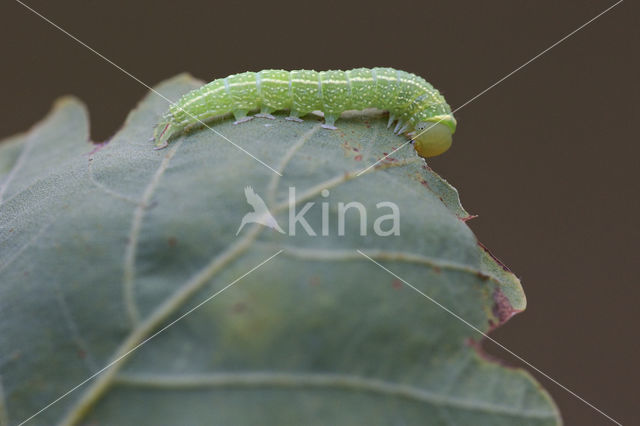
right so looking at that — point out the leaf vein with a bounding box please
[87,159,142,206]
[113,372,556,419]
[54,282,99,373]
[267,124,320,206]
[122,139,184,327]
[273,246,491,283]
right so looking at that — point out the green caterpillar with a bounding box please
[153,67,456,158]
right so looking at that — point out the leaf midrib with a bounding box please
[113,372,554,419]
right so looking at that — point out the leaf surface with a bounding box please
[0,75,560,426]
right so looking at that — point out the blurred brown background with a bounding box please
[1,0,638,424]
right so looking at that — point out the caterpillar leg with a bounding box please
[393,120,410,135]
[153,142,169,150]
[397,123,410,134]
[387,114,396,128]
[255,107,276,120]
[285,112,304,123]
[321,113,339,130]
[233,110,253,125]
[234,117,253,124]
[255,113,276,119]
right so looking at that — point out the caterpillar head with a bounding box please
[412,120,455,158]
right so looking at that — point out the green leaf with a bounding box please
[0,74,560,425]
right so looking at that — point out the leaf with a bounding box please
[0,74,560,425]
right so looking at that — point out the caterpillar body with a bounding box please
[153,67,456,158]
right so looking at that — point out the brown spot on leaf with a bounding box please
[492,287,519,325]
[392,279,402,289]
[233,302,247,313]
[354,155,362,161]
[460,214,479,222]
[168,237,177,247]
[86,141,108,157]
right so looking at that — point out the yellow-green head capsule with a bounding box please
[153,68,456,158]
